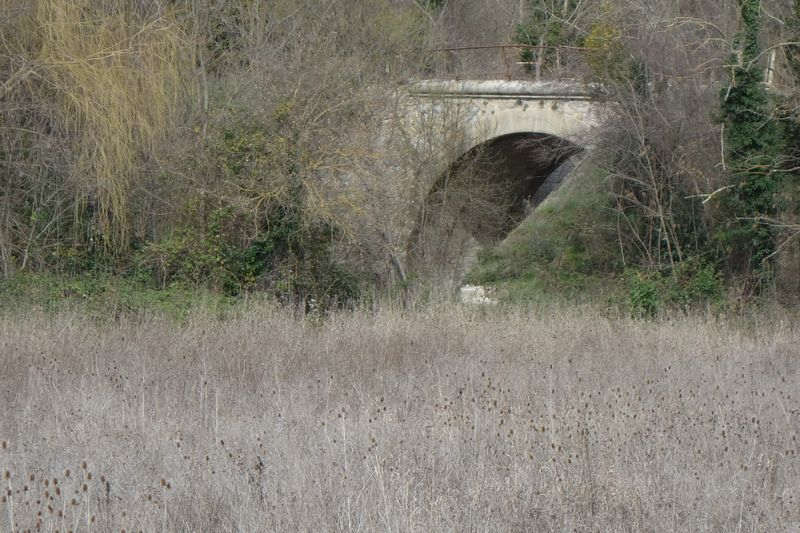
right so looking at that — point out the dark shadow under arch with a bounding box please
[408,132,582,279]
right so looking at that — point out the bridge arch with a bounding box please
[403,80,603,282]
[407,130,583,281]
[425,131,581,241]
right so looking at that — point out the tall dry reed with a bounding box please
[0,304,798,531]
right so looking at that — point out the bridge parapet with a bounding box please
[407,79,606,101]
[403,79,605,152]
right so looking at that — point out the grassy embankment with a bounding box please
[0,273,240,321]
[468,156,727,315]
[469,157,622,305]
[0,303,798,531]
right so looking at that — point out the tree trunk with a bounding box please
[535,36,545,81]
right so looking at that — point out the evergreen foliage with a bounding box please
[583,19,627,82]
[717,0,784,277]
[788,0,800,79]
[513,0,581,76]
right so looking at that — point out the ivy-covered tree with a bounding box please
[716,0,784,279]
[788,0,800,79]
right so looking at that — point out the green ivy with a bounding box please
[716,0,784,276]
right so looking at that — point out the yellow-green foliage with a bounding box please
[583,13,626,81]
[31,0,195,251]
[0,0,434,282]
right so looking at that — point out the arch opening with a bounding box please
[408,132,582,281]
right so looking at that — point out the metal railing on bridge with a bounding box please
[424,43,798,94]
[425,44,593,82]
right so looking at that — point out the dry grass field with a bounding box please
[1,304,799,532]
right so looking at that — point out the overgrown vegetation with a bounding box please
[3,4,800,530]
[2,0,800,312]
[0,0,434,309]
[470,0,800,312]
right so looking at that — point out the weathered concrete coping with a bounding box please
[407,79,606,101]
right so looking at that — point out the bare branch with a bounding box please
[685,185,735,204]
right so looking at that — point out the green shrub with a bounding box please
[134,203,361,307]
[627,270,660,318]
[133,207,241,293]
[626,260,724,318]
[666,259,724,309]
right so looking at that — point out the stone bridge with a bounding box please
[406,79,605,151]
[402,80,607,276]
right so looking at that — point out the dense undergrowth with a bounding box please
[467,158,730,316]
[1,0,800,313]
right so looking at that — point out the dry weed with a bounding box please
[0,304,798,531]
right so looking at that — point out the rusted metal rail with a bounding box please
[427,44,590,81]
[429,44,591,52]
